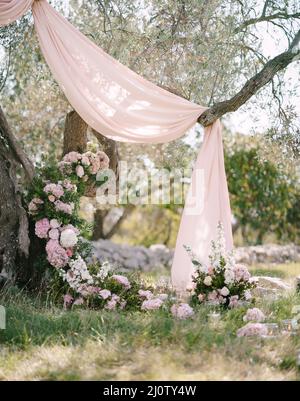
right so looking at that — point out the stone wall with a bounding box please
[92,240,300,271]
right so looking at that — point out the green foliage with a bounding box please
[225,146,300,244]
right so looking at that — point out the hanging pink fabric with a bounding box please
[0,0,233,289]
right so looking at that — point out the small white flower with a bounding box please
[244,290,252,300]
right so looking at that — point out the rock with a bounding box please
[235,244,300,265]
[91,240,300,272]
[91,239,174,271]
[253,276,292,291]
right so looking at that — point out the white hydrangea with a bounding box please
[224,268,235,285]
[61,256,93,290]
[60,228,78,248]
[96,261,112,281]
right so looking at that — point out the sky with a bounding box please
[227,23,300,135]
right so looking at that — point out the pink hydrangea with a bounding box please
[63,151,82,163]
[243,308,266,323]
[85,286,101,295]
[35,218,50,239]
[234,264,251,282]
[141,298,163,311]
[46,239,69,268]
[138,290,153,299]
[112,275,131,289]
[55,200,74,215]
[99,289,111,300]
[237,323,268,337]
[58,161,72,174]
[105,297,118,310]
[171,303,194,319]
[44,183,64,198]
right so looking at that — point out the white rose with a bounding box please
[60,228,78,248]
[204,276,212,286]
[220,286,230,297]
[76,165,85,178]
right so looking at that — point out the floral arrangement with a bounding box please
[185,223,256,309]
[27,151,189,315]
[28,151,109,273]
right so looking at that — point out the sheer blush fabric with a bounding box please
[0,0,233,289]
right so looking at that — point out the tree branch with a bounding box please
[198,29,300,127]
[0,105,35,181]
[235,11,300,33]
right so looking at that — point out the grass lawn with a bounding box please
[0,263,300,381]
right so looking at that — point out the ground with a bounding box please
[0,263,300,381]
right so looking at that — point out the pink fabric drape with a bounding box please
[0,0,233,289]
[0,0,33,26]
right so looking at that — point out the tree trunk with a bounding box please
[91,128,120,240]
[63,110,88,155]
[0,107,31,285]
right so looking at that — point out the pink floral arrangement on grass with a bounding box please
[185,223,256,309]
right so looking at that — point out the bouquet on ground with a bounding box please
[185,223,256,308]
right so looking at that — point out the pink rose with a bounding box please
[50,219,61,229]
[63,151,82,163]
[48,195,56,202]
[48,228,60,240]
[220,287,230,297]
[198,293,205,302]
[66,248,73,257]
